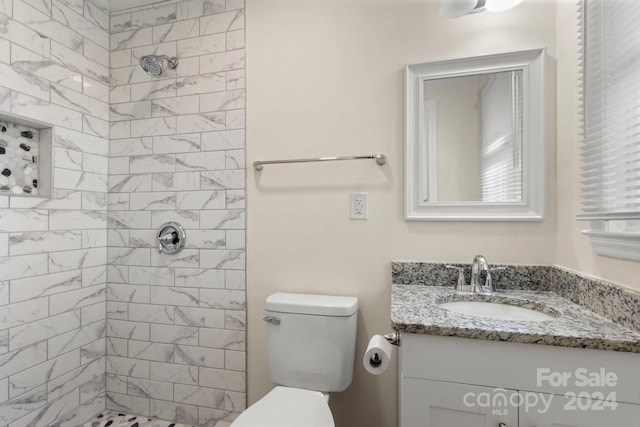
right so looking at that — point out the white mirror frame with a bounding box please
[404,48,546,221]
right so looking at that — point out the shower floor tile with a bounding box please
[82,411,197,427]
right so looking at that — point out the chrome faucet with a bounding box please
[469,255,494,294]
[446,255,503,293]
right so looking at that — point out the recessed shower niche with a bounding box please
[0,112,53,197]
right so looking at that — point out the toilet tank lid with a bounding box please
[266,293,358,316]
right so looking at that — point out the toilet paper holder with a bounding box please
[383,332,400,346]
[364,333,399,375]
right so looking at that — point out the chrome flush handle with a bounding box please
[263,316,281,325]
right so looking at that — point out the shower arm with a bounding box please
[163,55,179,69]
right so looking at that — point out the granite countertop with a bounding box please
[391,284,640,353]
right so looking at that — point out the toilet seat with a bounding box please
[230,386,334,427]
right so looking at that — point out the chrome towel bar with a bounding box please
[253,154,387,171]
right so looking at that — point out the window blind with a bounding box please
[480,71,523,202]
[579,0,640,220]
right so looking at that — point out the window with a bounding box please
[579,0,640,261]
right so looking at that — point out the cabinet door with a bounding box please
[519,392,640,427]
[401,378,518,427]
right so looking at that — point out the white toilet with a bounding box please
[231,292,359,427]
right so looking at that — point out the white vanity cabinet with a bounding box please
[402,378,519,426]
[399,334,640,427]
[518,393,640,427]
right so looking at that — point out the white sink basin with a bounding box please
[438,300,555,321]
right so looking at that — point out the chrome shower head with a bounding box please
[139,55,179,77]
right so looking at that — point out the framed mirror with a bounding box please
[404,49,546,221]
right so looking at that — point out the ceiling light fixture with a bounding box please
[439,0,523,18]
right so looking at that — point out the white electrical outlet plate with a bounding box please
[350,192,368,220]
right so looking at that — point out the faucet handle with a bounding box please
[445,265,467,291]
[483,267,505,292]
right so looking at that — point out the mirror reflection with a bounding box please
[423,70,523,202]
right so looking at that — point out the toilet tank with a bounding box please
[264,292,358,393]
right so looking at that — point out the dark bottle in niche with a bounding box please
[20,130,33,139]
[2,168,11,177]
[0,124,6,132]
[32,179,38,188]
[0,147,5,155]
[19,143,31,152]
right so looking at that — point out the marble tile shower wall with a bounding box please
[0,0,110,426]
[107,1,246,426]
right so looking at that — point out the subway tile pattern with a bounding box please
[0,0,109,426]
[108,1,245,426]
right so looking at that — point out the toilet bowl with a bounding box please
[230,386,334,427]
[229,292,358,427]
